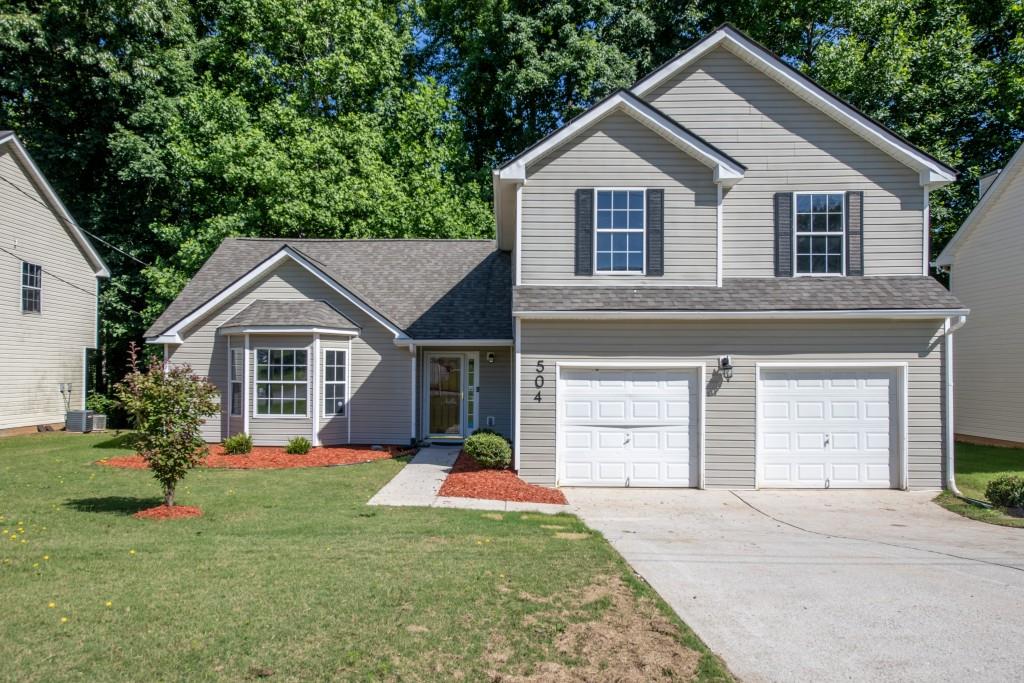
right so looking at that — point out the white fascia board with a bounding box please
[632,27,956,185]
[496,91,744,184]
[160,247,409,341]
[218,326,360,336]
[513,309,968,321]
[1,134,111,277]
[146,334,182,345]
[396,339,514,347]
[936,142,1024,267]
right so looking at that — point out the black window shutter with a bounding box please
[845,191,864,276]
[574,189,594,276]
[773,192,794,277]
[646,189,665,276]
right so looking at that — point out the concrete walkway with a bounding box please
[367,445,568,514]
[568,488,1024,683]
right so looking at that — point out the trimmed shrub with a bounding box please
[464,432,512,469]
[286,436,312,455]
[223,433,254,455]
[471,427,500,437]
[985,475,1024,508]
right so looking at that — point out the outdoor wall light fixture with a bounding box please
[719,356,734,381]
[486,352,495,364]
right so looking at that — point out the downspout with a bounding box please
[943,315,967,495]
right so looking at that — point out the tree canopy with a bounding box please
[1,0,1022,388]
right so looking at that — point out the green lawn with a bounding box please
[0,433,729,682]
[936,442,1024,528]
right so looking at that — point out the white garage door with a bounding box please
[758,368,899,489]
[558,368,699,487]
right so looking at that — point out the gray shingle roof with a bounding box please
[146,239,512,340]
[513,277,965,313]
[219,300,359,331]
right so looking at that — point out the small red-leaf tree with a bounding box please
[115,343,219,507]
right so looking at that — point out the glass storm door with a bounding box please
[428,355,463,437]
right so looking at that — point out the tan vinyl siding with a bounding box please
[167,259,412,446]
[518,319,945,489]
[950,164,1024,443]
[521,110,719,285]
[642,46,925,277]
[0,149,98,429]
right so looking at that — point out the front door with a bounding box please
[425,353,478,440]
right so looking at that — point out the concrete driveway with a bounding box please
[567,489,1024,682]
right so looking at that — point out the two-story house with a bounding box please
[0,131,110,433]
[146,25,967,491]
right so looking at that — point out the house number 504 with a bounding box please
[533,360,545,402]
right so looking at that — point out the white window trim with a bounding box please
[21,261,42,313]
[229,347,243,417]
[793,191,846,277]
[252,346,311,419]
[322,348,349,418]
[593,188,647,276]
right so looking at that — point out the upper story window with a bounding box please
[255,348,308,417]
[595,189,645,273]
[795,193,845,275]
[21,262,41,312]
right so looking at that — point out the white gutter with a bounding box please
[942,315,967,495]
[393,339,515,347]
[513,309,969,321]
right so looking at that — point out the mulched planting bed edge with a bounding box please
[133,505,203,520]
[438,450,567,505]
[99,444,417,470]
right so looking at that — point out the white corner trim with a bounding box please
[157,246,409,342]
[514,308,969,321]
[0,134,110,277]
[936,142,1024,267]
[513,318,522,470]
[496,91,745,185]
[632,27,955,184]
[311,334,321,446]
[922,186,931,275]
[410,348,417,442]
[515,181,523,285]
[716,183,724,287]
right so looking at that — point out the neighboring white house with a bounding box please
[936,142,1024,447]
[0,131,109,433]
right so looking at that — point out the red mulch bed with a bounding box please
[133,505,203,520]
[99,444,414,470]
[438,450,567,505]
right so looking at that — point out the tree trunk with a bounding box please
[164,484,175,508]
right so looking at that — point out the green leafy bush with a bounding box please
[286,436,312,455]
[223,433,254,455]
[471,427,500,437]
[985,475,1024,508]
[464,432,511,469]
[114,343,219,507]
[85,392,116,415]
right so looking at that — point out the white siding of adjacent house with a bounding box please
[167,259,412,446]
[950,163,1024,443]
[518,319,945,489]
[0,148,98,430]
[642,46,925,278]
[520,110,719,285]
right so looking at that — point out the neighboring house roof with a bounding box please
[146,239,512,341]
[218,299,360,334]
[496,90,746,185]
[0,131,110,277]
[631,24,957,184]
[935,140,1024,267]
[513,277,966,318]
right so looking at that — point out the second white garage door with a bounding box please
[558,367,700,487]
[758,367,901,489]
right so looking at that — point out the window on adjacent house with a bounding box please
[255,348,308,416]
[21,262,41,312]
[795,193,845,275]
[229,349,242,416]
[323,350,347,416]
[595,189,645,273]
